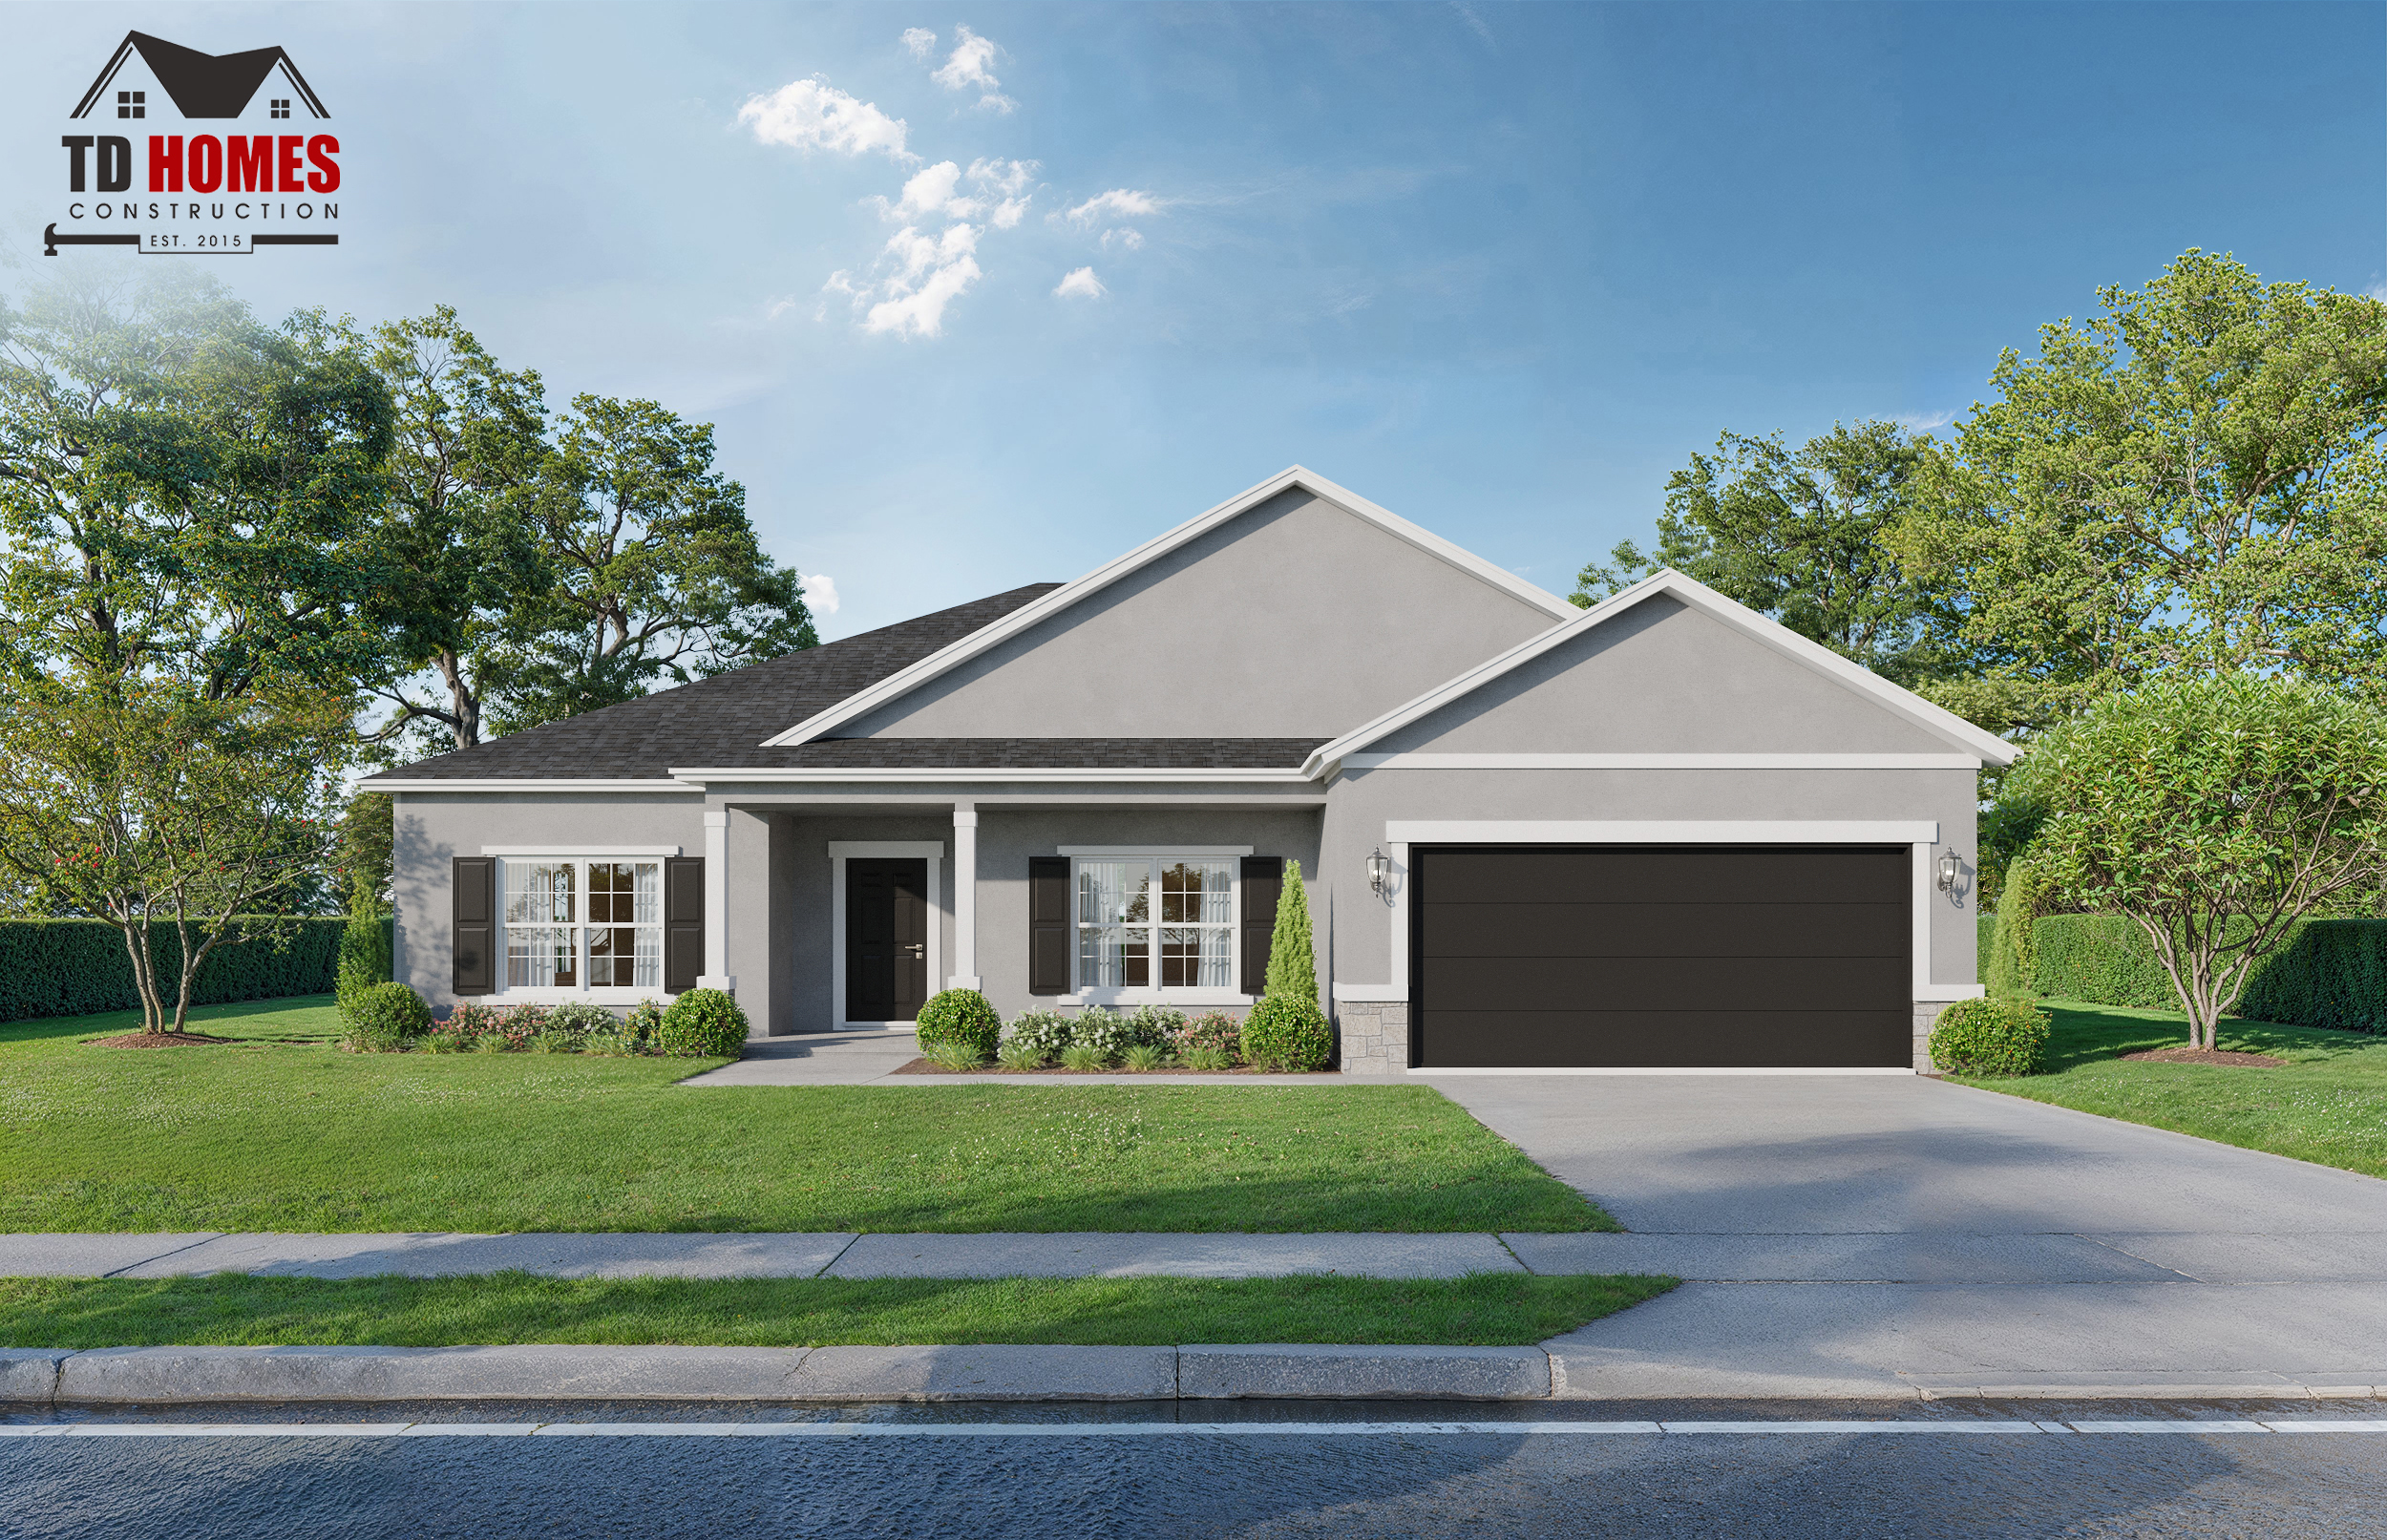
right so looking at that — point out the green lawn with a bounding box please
[1953,1000,2387,1178]
[0,1271,1672,1349]
[0,996,1608,1234]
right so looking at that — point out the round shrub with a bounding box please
[1242,994,1332,1071]
[915,988,1001,1059]
[342,981,432,1052]
[656,988,749,1057]
[1929,997,2051,1077]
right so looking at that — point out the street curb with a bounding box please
[5,1344,2381,1406]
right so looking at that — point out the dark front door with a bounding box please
[1412,845,1911,1068]
[847,858,930,1023]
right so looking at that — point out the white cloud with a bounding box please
[875,159,965,220]
[1100,227,1144,252]
[1062,188,1164,226]
[969,158,1034,196]
[932,25,1003,91]
[977,93,1018,115]
[1053,266,1107,300]
[825,222,984,338]
[1894,410,1958,433]
[901,28,937,59]
[802,573,841,615]
[738,77,914,161]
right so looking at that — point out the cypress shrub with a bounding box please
[334,908,392,1007]
[1264,858,1318,1002]
[0,918,349,1023]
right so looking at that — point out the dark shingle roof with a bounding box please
[375,585,1328,781]
[378,585,1064,781]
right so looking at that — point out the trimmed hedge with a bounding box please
[1973,911,2387,1034]
[0,917,371,1023]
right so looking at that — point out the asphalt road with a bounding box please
[7,1402,2385,1538]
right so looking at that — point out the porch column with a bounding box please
[698,810,735,993]
[949,802,981,990]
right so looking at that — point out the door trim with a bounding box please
[829,841,943,1030]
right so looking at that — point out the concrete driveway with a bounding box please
[1424,1074,2387,1400]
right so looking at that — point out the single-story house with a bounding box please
[366,467,2009,1073]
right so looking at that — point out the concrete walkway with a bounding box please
[1,1231,1519,1281]
[1421,1073,2387,1399]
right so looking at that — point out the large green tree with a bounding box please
[353,306,550,753]
[0,268,396,705]
[484,394,816,731]
[1574,420,1954,686]
[1890,249,2387,721]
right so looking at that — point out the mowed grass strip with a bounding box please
[0,1272,1675,1350]
[0,998,1609,1234]
[1954,1000,2387,1178]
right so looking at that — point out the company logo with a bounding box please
[46,30,343,257]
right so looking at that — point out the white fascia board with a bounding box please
[482,845,684,856]
[758,466,1577,750]
[1057,845,1255,855]
[1342,752,1983,770]
[1302,569,2017,777]
[1383,819,1939,844]
[669,767,1315,784]
[362,778,698,793]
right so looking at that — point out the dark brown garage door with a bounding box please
[1411,846,1910,1068]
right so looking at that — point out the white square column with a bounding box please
[698,809,735,994]
[948,802,981,990]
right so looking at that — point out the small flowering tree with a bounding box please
[2016,674,2387,1049]
[0,684,347,1034]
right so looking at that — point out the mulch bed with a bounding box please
[87,1031,237,1049]
[892,1057,1310,1076]
[2120,1046,2287,1068]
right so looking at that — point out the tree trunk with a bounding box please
[436,649,482,749]
[115,912,167,1034]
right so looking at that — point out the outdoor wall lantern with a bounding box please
[1367,846,1392,897]
[1936,848,1962,894]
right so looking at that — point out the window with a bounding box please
[1074,856,1235,996]
[270,98,291,119]
[117,90,143,119]
[500,857,662,992]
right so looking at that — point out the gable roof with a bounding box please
[365,583,1063,784]
[1300,568,2019,776]
[757,466,1578,750]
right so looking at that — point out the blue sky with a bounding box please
[3,2,2380,639]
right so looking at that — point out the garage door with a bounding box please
[1411,846,1910,1068]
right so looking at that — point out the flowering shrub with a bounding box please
[1073,1006,1179,1059]
[1174,1011,1242,1065]
[1004,1009,1075,1061]
[480,1002,546,1052]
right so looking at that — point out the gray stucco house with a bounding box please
[364,467,2011,1073]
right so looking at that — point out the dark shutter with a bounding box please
[1028,856,1070,995]
[665,856,706,993]
[1240,856,1282,997]
[452,856,495,996]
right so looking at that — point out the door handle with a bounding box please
[902,944,924,958]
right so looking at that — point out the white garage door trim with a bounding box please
[1346,819,1981,1075]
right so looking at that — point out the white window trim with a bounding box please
[1057,845,1253,856]
[492,855,669,1002]
[1355,820,1982,1011]
[829,841,944,1031]
[1065,853,1250,1007]
[482,845,683,856]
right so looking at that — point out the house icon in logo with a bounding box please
[70,31,327,120]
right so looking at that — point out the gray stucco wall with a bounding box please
[389,791,708,1014]
[1377,594,1957,755]
[843,490,1560,739]
[1317,765,1982,992]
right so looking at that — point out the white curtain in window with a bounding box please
[1077,860,1150,989]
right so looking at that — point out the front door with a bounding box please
[847,858,929,1023]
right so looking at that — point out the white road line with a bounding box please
[4,1419,2383,1439]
